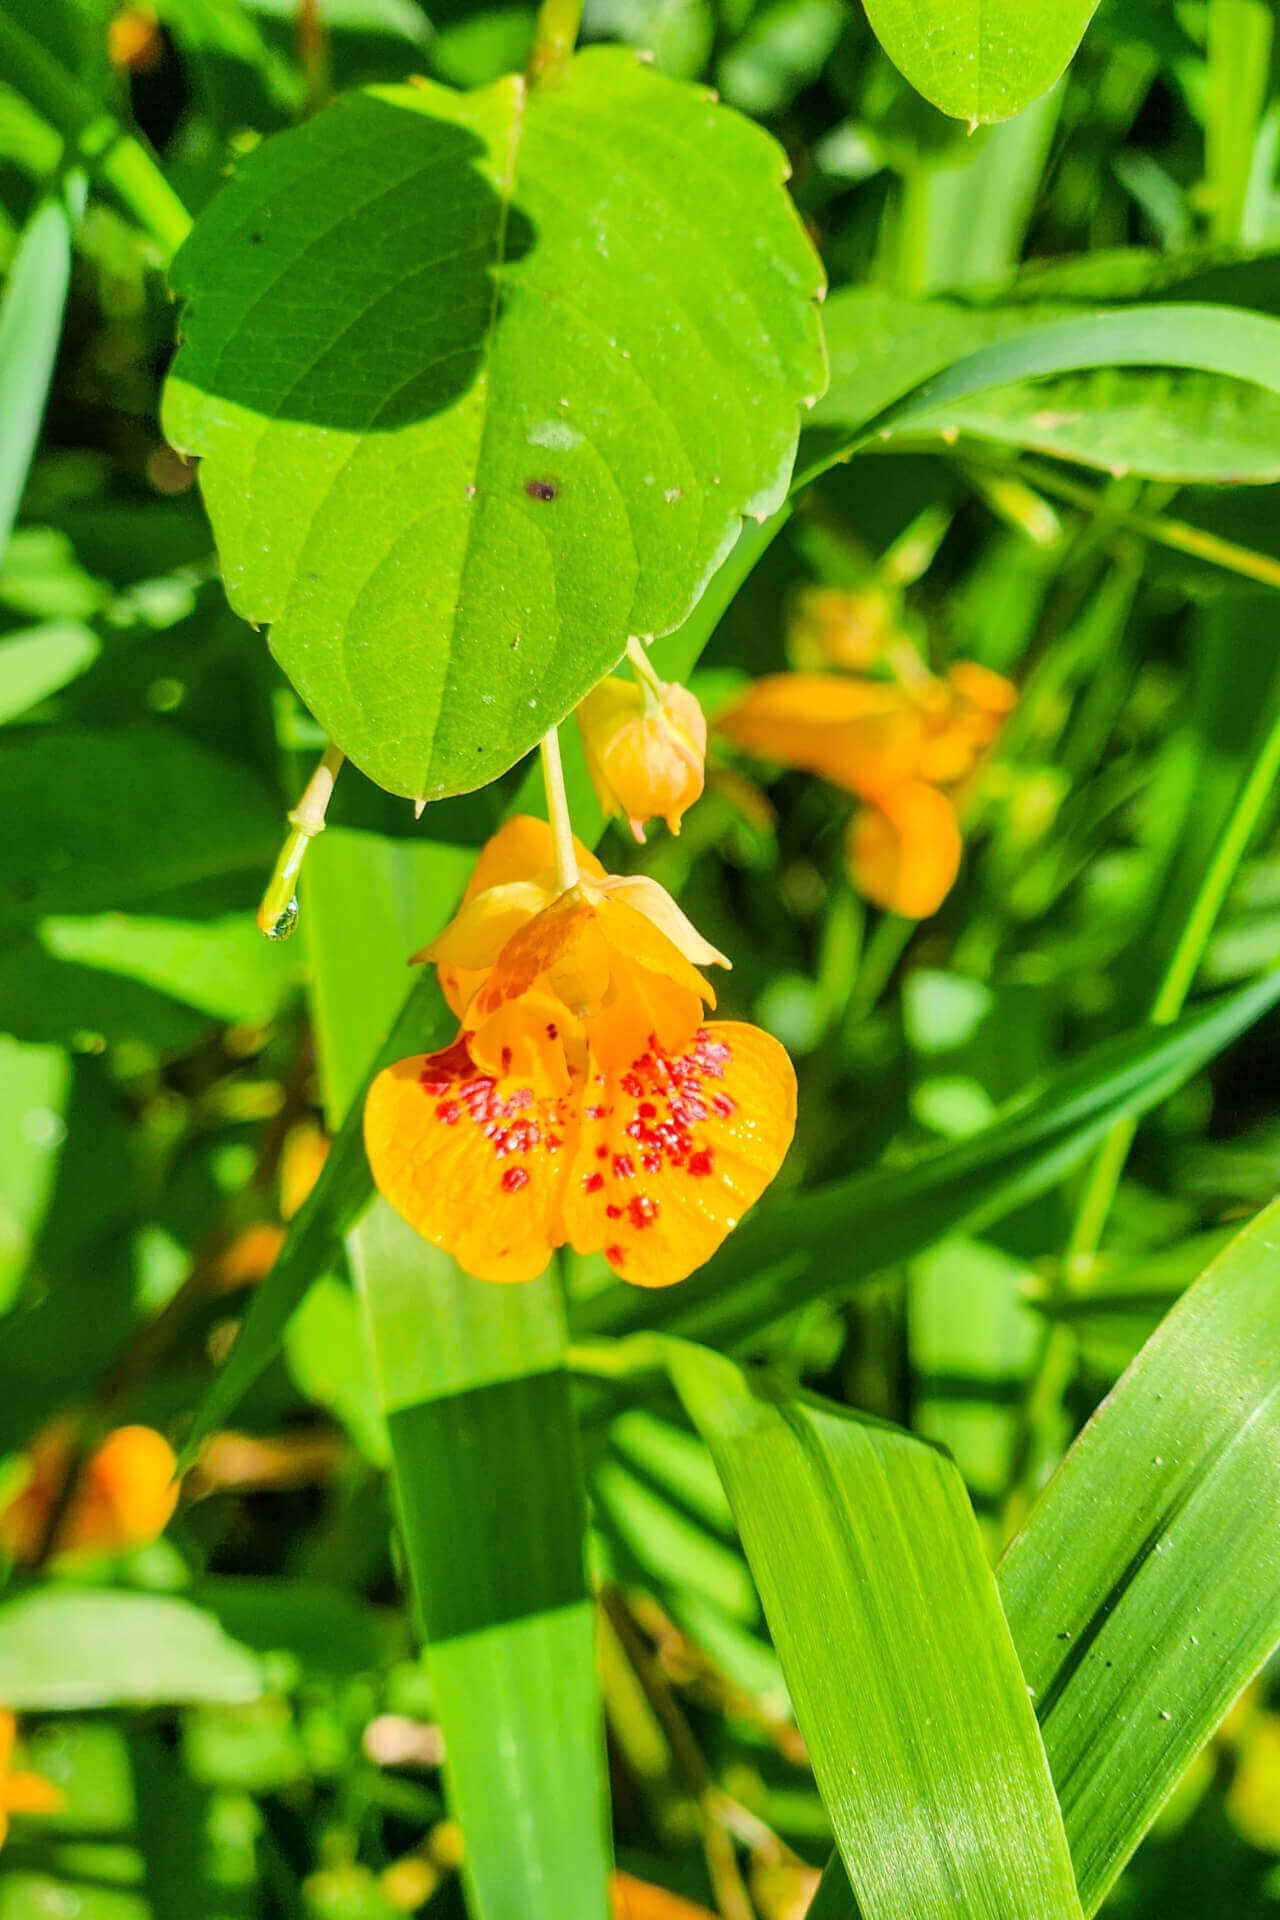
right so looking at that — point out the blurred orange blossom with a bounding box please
[719,660,1015,918]
[0,1423,179,1564]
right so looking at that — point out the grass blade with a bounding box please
[0,189,77,560]
[813,1199,1280,1916]
[668,1342,1082,1920]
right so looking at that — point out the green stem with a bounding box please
[986,457,1280,592]
[257,742,344,938]
[540,726,580,892]
[527,0,583,81]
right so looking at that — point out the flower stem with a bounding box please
[539,727,579,893]
[625,635,667,704]
[527,0,583,82]
[258,742,345,939]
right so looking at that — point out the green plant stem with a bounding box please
[988,456,1280,591]
[527,0,584,80]
[0,12,190,257]
[540,727,580,891]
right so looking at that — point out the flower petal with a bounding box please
[600,876,729,970]
[365,1038,577,1284]
[458,815,605,901]
[563,1023,796,1288]
[847,780,962,918]
[415,881,552,970]
[719,673,923,797]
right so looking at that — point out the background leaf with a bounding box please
[0,1591,265,1709]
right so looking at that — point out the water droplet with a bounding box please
[262,896,299,941]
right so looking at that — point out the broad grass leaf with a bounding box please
[1000,1196,1280,1912]
[804,289,1280,483]
[811,1199,1280,1917]
[164,52,825,801]
[0,729,279,935]
[669,1343,1083,1920]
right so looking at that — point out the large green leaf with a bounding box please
[860,0,1101,123]
[814,1196,1280,1918]
[669,1343,1082,1920]
[305,827,612,1920]
[163,51,825,801]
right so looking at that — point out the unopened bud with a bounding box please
[787,584,894,672]
[577,666,706,844]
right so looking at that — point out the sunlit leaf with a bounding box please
[164,53,825,799]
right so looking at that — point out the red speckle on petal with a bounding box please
[613,1153,635,1179]
[583,1170,604,1193]
[606,1244,626,1266]
[435,1100,461,1125]
[627,1194,660,1230]
[501,1165,531,1193]
[712,1092,737,1117]
[606,1203,624,1219]
[688,1148,715,1178]
[595,1143,609,1160]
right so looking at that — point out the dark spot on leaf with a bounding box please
[525,478,558,502]
[250,232,263,245]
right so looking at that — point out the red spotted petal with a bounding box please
[364,1037,578,1284]
[562,1022,795,1288]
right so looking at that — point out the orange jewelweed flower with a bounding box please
[0,1714,63,1849]
[0,1423,179,1564]
[578,671,707,843]
[719,659,1015,919]
[364,817,795,1288]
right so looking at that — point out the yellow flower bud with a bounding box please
[787,584,895,672]
[577,671,706,843]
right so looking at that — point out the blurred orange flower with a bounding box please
[578,670,707,843]
[0,1714,63,1849]
[364,817,795,1288]
[0,1423,179,1564]
[719,659,1015,918]
[107,5,164,69]
[611,1870,716,1919]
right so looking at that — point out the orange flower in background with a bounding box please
[611,1871,717,1919]
[365,817,795,1288]
[719,656,1015,919]
[0,1714,63,1849]
[578,667,707,843]
[107,5,164,69]
[0,1423,179,1564]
